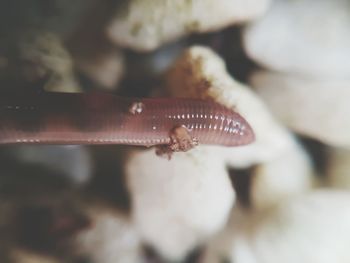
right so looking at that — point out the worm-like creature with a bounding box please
[0,92,254,148]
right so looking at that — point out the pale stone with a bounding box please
[203,191,350,263]
[125,147,234,260]
[75,205,142,263]
[74,45,124,90]
[166,46,293,167]
[243,0,350,77]
[108,0,270,52]
[251,140,314,210]
[251,71,350,148]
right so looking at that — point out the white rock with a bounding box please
[166,46,293,167]
[203,191,350,263]
[75,205,142,263]
[243,0,350,77]
[107,0,270,51]
[73,44,124,90]
[251,71,350,148]
[251,139,314,210]
[125,147,234,260]
[326,147,350,189]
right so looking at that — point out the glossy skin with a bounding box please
[0,92,254,147]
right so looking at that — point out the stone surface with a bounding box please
[125,147,234,260]
[251,139,314,210]
[243,0,350,77]
[107,0,270,51]
[251,71,350,148]
[203,191,350,263]
[17,31,81,92]
[75,205,142,263]
[72,40,124,90]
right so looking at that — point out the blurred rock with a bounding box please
[11,249,60,263]
[19,31,80,92]
[107,0,271,52]
[125,147,234,261]
[251,139,314,210]
[243,0,350,77]
[251,71,350,148]
[166,46,293,167]
[67,0,125,90]
[0,0,97,39]
[12,145,92,185]
[0,31,81,92]
[326,147,350,189]
[127,40,187,79]
[203,191,350,263]
[74,46,124,90]
[75,203,142,263]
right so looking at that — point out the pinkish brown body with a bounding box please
[0,92,254,147]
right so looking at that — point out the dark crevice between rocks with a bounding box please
[299,136,330,179]
[143,244,204,263]
[228,166,257,208]
[86,145,131,213]
[188,26,261,84]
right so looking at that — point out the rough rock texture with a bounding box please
[251,71,350,148]
[107,0,270,51]
[243,0,350,77]
[166,46,293,167]
[126,147,234,260]
[75,205,142,263]
[203,191,350,263]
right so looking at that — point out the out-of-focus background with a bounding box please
[1,0,350,262]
